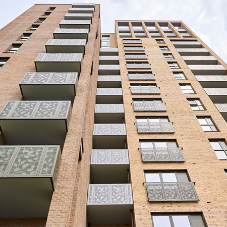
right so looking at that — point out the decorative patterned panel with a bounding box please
[97,75,121,81]
[165,33,176,36]
[137,122,174,133]
[128,74,155,81]
[60,20,91,25]
[20,72,78,84]
[204,88,227,96]
[127,63,151,69]
[162,28,172,32]
[124,47,144,51]
[189,65,225,70]
[125,55,147,60]
[98,65,120,70]
[0,101,71,119]
[171,41,201,46]
[96,88,122,96]
[72,3,95,7]
[182,56,217,61]
[91,149,129,164]
[54,28,89,34]
[99,56,119,61]
[123,40,142,44]
[141,148,184,162]
[176,48,209,53]
[133,102,166,111]
[100,48,118,53]
[119,33,132,37]
[146,182,198,201]
[46,39,86,46]
[68,8,94,13]
[35,53,83,62]
[95,104,124,113]
[135,33,147,37]
[93,124,126,135]
[87,184,133,205]
[215,104,227,112]
[196,75,227,81]
[130,86,160,94]
[0,145,60,178]
[65,13,93,17]
[150,33,161,36]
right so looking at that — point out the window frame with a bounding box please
[209,140,227,159]
[173,72,186,80]
[197,116,218,132]
[187,98,205,111]
[180,84,195,94]
[168,62,180,69]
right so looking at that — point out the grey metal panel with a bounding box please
[65,13,93,17]
[125,55,147,60]
[215,104,227,112]
[72,3,95,8]
[119,33,132,37]
[99,56,119,61]
[98,65,120,70]
[189,215,206,227]
[35,53,83,62]
[177,29,187,32]
[93,124,126,135]
[182,56,217,61]
[135,33,147,37]
[95,104,124,113]
[45,39,86,46]
[147,28,158,31]
[128,74,155,81]
[87,184,133,205]
[137,122,174,133]
[205,88,227,95]
[172,41,201,45]
[127,63,151,69]
[123,39,142,44]
[150,33,161,36]
[189,65,225,70]
[100,48,118,53]
[124,47,144,51]
[165,33,176,36]
[146,182,198,201]
[141,147,184,162]
[133,102,166,111]
[96,88,122,95]
[97,75,121,81]
[0,101,71,119]
[182,33,192,36]
[60,20,91,25]
[53,28,89,34]
[162,28,172,32]
[91,149,129,164]
[131,86,160,94]
[68,8,94,13]
[176,48,209,52]
[196,75,227,81]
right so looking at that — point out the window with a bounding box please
[6,44,22,53]
[48,7,56,11]
[29,24,40,30]
[188,99,204,110]
[42,12,51,16]
[163,53,174,59]
[156,39,165,44]
[19,33,31,41]
[35,17,46,23]
[151,213,206,227]
[0,57,9,68]
[173,72,186,80]
[180,84,194,94]
[101,35,110,48]
[168,62,179,69]
[159,46,169,51]
[197,117,217,132]
[209,140,227,159]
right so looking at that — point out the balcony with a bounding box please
[128,73,155,81]
[146,182,198,201]
[118,27,130,32]
[165,33,176,37]
[150,33,162,37]
[90,149,129,183]
[196,75,227,88]
[53,28,89,40]
[45,39,86,54]
[98,65,120,75]
[95,104,124,123]
[99,56,119,65]
[204,88,227,103]
[123,39,142,44]
[87,184,133,225]
[19,72,78,102]
[130,85,160,94]
[135,33,147,37]
[162,28,172,32]
[35,53,83,73]
[64,13,93,21]
[147,28,158,32]
[97,75,121,88]
[126,62,151,69]
[0,145,60,218]
[188,65,226,75]
[0,101,71,149]
[68,7,94,13]
[59,20,91,30]
[99,48,118,56]
[182,33,192,37]
[96,88,122,104]
[176,48,209,56]
[177,29,187,32]
[125,54,147,60]
[171,41,202,48]
[182,56,217,65]
[72,3,95,8]
[124,46,144,51]
[133,101,166,111]
[140,147,184,162]
[215,104,227,121]
[93,124,126,149]
[119,33,132,37]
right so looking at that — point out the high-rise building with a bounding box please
[0,3,226,227]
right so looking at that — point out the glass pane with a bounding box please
[154,142,167,148]
[162,173,177,182]
[172,216,191,227]
[198,119,207,125]
[149,118,159,122]
[192,106,199,110]
[215,151,227,159]
[140,142,153,148]
[201,125,212,131]
[153,216,171,227]
[210,142,222,150]
[145,173,160,182]
[136,118,147,123]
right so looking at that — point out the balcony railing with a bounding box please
[95,104,124,113]
[171,41,202,48]
[126,63,151,69]
[59,20,91,29]
[53,28,89,40]
[119,33,132,37]
[124,46,144,51]
[72,3,95,8]
[125,54,147,60]
[93,124,126,135]
[136,122,174,133]
[130,86,160,94]
[64,13,93,21]
[140,147,184,162]
[128,73,155,81]
[97,75,121,82]
[133,101,166,111]
[123,39,142,44]
[98,65,120,75]
[68,7,94,13]
[176,48,209,56]
[146,182,199,201]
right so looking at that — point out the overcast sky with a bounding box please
[0,0,227,63]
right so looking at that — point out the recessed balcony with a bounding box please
[98,65,120,75]
[97,75,121,88]
[95,104,124,123]
[64,13,93,21]
[0,145,60,218]
[215,104,227,121]
[188,65,226,75]
[196,75,227,88]
[128,72,155,81]
[45,39,86,54]
[72,3,95,8]
[99,48,118,56]
[90,149,129,183]
[19,72,78,102]
[176,48,209,56]
[124,46,144,51]
[35,53,83,73]
[53,28,89,40]
[204,88,227,103]
[87,184,133,225]
[0,101,71,149]
[171,41,202,48]
[59,20,91,30]
[126,62,151,69]
[96,88,122,104]
[182,56,217,65]
[68,7,94,13]
[93,124,126,149]
[99,56,119,65]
